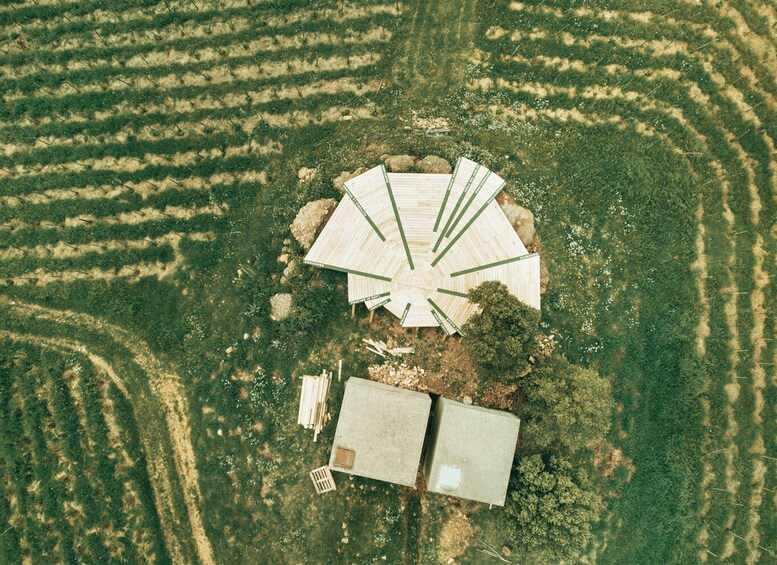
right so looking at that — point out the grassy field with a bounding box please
[0,0,775,563]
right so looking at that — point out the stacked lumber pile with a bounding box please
[297,370,332,442]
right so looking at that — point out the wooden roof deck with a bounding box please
[304,158,541,334]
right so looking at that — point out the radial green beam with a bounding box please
[449,252,539,277]
[433,157,462,233]
[382,165,414,270]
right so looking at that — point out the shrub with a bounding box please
[462,281,541,380]
[520,353,612,452]
[502,453,599,560]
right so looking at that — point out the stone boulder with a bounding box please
[384,154,417,172]
[280,259,298,284]
[269,293,293,321]
[297,167,318,183]
[290,198,337,251]
[496,192,536,247]
[417,155,452,174]
[332,167,369,194]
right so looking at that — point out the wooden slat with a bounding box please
[429,291,477,331]
[382,166,414,270]
[433,158,481,250]
[297,371,332,442]
[433,157,462,232]
[304,195,405,280]
[348,273,391,304]
[440,253,542,311]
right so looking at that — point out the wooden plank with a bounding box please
[304,192,404,280]
[444,168,490,237]
[436,288,469,298]
[431,291,478,330]
[304,260,392,282]
[400,302,411,325]
[298,372,332,442]
[343,184,386,241]
[428,297,464,335]
[366,296,391,311]
[442,254,542,310]
[431,189,503,267]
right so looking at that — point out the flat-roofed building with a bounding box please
[424,398,520,506]
[328,378,431,487]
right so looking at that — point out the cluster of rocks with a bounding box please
[496,192,536,248]
[269,292,293,322]
[332,167,369,194]
[270,238,296,321]
[383,154,452,174]
[271,194,336,319]
[410,110,451,133]
[297,166,318,184]
[330,154,453,194]
[367,362,427,390]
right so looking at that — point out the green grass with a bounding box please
[1,0,776,562]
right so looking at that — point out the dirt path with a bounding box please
[0,296,215,565]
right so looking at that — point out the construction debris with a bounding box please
[297,370,332,442]
[368,362,426,390]
[362,338,414,357]
[309,465,337,494]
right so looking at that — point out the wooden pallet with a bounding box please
[309,465,337,494]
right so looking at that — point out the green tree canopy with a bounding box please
[462,281,541,378]
[502,454,599,560]
[521,353,612,452]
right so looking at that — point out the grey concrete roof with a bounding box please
[328,378,431,487]
[424,398,520,506]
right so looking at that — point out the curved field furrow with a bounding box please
[477,100,748,533]
[2,232,215,286]
[0,75,378,133]
[478,2,776,561]
[0,296,216,564]
[506,1,777,97]
[0,231,212,262]
[478,62,772,549]
[0,1,396,290]
[482,4,777,554]
[4,98,378,156]
[0,203,225,233]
